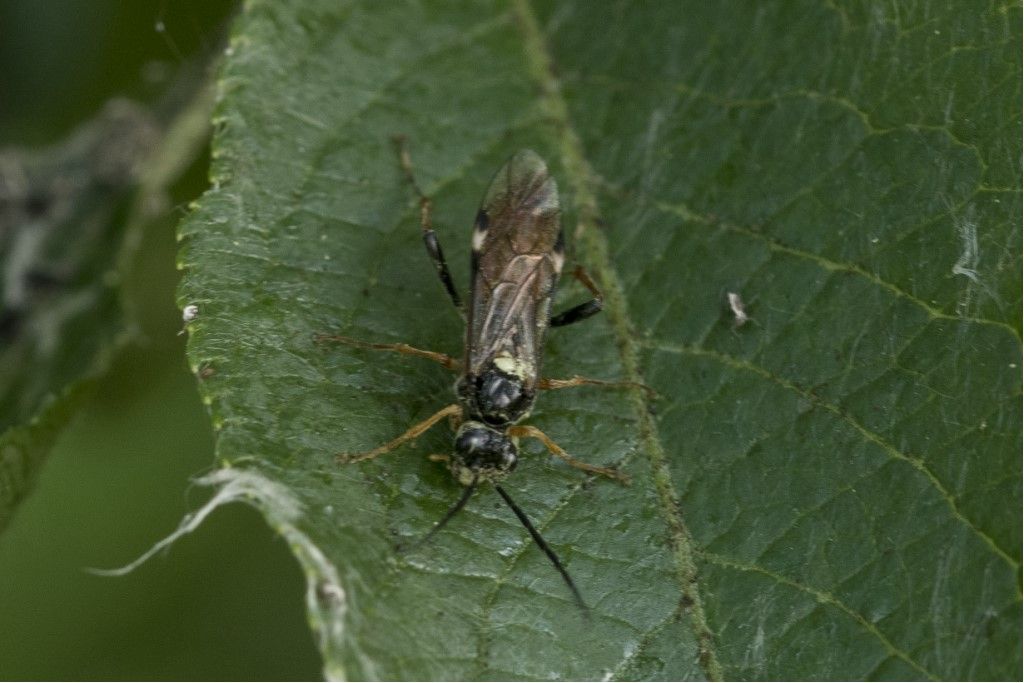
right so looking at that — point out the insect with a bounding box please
[318,138,647,610]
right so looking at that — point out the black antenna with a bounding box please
[404,477,478,551]
[494,485,588,613]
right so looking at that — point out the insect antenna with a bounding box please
[403,477,478,552]
[494,484,588,614]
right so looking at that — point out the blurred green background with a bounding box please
[0,1,321,678]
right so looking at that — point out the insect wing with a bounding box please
[465,150,564,389]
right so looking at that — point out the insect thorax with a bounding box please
[456,362,535,427]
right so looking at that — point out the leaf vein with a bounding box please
[644,339,1020,573]
[513,0,724,678]
[650,198,1021,341]
[701,551,940,680]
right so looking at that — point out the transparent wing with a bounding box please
[464,150,564,386]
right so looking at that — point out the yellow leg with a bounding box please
[315,333,460,371]
[508,424,630,485]
[538,375,657,398]
[338,403,462,463]
[571,265,602,299]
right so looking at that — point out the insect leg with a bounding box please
[550,266,603,328]
[393,135,464,315]
[338,403,462,463]
[538,375,657,398]
[507,425,630,485]
[315,333,460,371]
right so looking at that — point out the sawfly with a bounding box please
[318,138,648,610]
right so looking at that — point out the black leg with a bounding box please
[550,266,603,328]
[550,299,602,327]
[393,135,463,315]
[420,206,462,313]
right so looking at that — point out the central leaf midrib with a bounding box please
[511,0,724,679]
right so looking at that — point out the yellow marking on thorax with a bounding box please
[494,353,533,379]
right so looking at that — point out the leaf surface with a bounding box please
[179,1,1021,679]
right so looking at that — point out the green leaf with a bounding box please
[178,1,1021,679]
